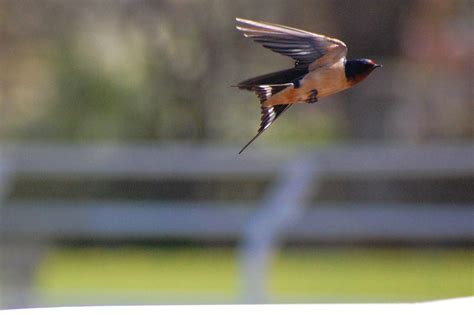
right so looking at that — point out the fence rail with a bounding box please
[3,143,474,178]
[2,201,472,242]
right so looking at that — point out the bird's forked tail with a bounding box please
[239,104,292,154]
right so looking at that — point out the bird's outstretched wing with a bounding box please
[239,104,291,154]
[236,18,347,70]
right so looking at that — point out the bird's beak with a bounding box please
[374,64,383,68]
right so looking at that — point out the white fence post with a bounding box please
[0,152,13,308]
[240,157,320,303]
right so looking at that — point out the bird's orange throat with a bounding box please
[347,71,372,86]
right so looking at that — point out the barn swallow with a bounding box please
[235,18,382,153]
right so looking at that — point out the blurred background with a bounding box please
[0,0,473,309]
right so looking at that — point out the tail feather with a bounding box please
[236,67,308,153]
[239,104,291,154]
[255,84,292,103]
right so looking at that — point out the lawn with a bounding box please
[35,246,473,305]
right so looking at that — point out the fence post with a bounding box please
[239,156,319,303]
[0,152,13,308]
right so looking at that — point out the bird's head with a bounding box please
[345,59,382,84]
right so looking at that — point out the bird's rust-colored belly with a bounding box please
[263,62,350,107]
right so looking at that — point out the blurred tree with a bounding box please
[0,0,472,143]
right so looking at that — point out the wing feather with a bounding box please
[236,18,347,69]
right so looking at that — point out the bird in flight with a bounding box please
[235,18,382,154]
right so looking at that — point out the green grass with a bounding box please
[35,247,473,304]
[271,248,473,301]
